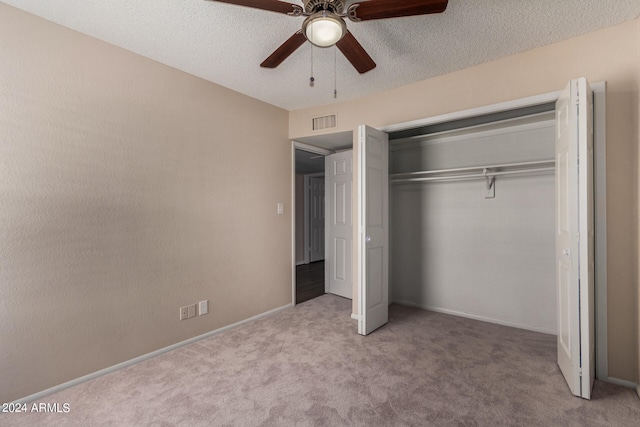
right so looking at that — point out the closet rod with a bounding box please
[390,159,555,178]
[391,166,555,183]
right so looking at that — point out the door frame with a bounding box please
[291,142,334,306]
[376,82,608,381]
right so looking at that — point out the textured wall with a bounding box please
[0,4,291,403]
[290,18,640,383]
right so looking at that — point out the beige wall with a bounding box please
[0,4,291,403]
[291,18,640,383]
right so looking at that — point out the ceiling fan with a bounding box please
[208,0,448,73]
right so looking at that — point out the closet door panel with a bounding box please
[555,77,594,399]
[357,125,389,336]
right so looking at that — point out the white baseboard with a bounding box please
[351,313,360,321]
[605,376,638,390]
[12,303,293,405]
[392,299,556,335]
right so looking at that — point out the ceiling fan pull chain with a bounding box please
[309,44,315,87]
[334,46,337,98]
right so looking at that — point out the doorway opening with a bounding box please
[292,135,354,306]
[294,148,326,304]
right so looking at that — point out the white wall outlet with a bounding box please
[277,202,284,215]
[180,306,188,321]
[199,300,208,315]
[187,304,196,319]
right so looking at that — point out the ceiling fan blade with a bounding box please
[208,0,302,15]
[336,31,376,74]
[348,0,448,21]
[260,31,307,68]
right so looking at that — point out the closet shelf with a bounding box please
[390,159,555,184]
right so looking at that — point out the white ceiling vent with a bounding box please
[312,114,337,131]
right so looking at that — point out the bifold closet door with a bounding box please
[556,77,594,399]
[357,125,389,336]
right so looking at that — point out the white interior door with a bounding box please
[308,175,325,262]
[555,77,594,399]
[357,125,389,335]
[325,151,353,298]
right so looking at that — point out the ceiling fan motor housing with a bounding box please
[304,0,345,14]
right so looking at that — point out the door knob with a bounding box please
[365,235,372,244]
[563,248,570,257]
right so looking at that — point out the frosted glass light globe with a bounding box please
[303,13,346,47]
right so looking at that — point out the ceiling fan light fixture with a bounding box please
[303,11,346,47]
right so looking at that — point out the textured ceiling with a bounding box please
[4,1,640,111]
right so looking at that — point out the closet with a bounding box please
[353,78,599,399]
[388,109,557,334]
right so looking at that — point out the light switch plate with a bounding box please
[180,306,188,321]
[199,300,208,315]
[277,203,284,215]
[188,304,196,318]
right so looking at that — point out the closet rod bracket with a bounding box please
[484,169,496,199]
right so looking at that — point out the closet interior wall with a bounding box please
[389,112,557,334]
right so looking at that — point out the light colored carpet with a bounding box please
[3,294,639,426]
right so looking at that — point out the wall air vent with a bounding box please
[312,114,337,131]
